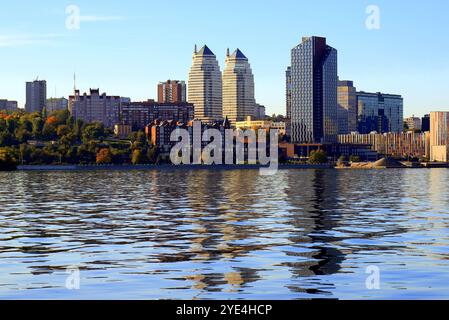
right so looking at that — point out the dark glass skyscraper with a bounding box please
[290,37,338,143]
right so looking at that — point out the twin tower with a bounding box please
[188,45,256,124]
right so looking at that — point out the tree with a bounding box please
[42,122,57,140]
[131,149,147,165]
[96,148,112,164]
[308,150,328,164]
[57,125,71,138]
[337,156,347,167]
[147,146,160,164]
[82,122,106,142]
[0,147,17,171]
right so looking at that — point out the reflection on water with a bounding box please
[1,169,449,299]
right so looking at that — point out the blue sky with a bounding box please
[0,0,448,117]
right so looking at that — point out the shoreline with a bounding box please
[11,163,448,172]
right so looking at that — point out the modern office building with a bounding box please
[405,115,422,131]
[222,48,256,125]
[69,89,121,128]
[430,111,449,162]
[337,80,357,134]
[290,36,338,143]
[188,45,222,122]
[0,99,18,112]
[46,98,68,113]
[25,80,47,113]
[158,80,186,103]
[286,67,292,119]
[357,91,403,134]
[120,101,194,130]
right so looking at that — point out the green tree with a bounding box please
[131,149,147,165]
[0,147,17,171]
[82,122,106,142]
[147,146,160,164]
[308,150,328,164]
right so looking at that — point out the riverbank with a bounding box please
[16,163,335,172]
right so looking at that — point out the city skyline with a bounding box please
[1,0,448,117]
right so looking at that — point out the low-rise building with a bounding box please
[46,98,68,113]
[235,116,286,135]
[338,131,430,160]
[405,115,422,131]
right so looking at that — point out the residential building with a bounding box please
[158,80,186,103]
[290,36,338,143]
[114,124,132,139]
[338,80,357,134]
[46,98,68,113]
[188,45,222,122]
[25,80,47,113]
[357,91,403,134]
[120,101,194,130]
[338,131,430,160]
[69,89,121,128]
[405,115,422,131]
[0,99,18,112]
[430,112,449,162]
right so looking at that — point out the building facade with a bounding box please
[222,49,256,125]
[26,80,47,113]
[357,91,403,134]
[290,36,338,143]
[422,114,430,132]
[46,98,68,113]
[158,80,186,103]
[286,67,292,119]
[430,111,449,162]
[338,132,429,160]
[188,45,222,122]
[405,116,422,131]
[0,100,18,112]
[69,89,121,128]
[120,101,194,130]
[337,80,357,134]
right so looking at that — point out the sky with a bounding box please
[0,0,448,117]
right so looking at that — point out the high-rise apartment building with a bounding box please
[158,80,186,103]
[357,92,403,134]
[337,80,357,134]
[222,49,256,124]
[290,36,338,143]
[25,80,47,113]
[188,45,222,122]
[69,89,121,128]
[46,98,68,113]
[430,111,449,162]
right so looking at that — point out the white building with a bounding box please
[188,45,222,122]
[222,48,256,125]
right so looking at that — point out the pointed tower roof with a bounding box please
[198,45,215,56]
[230,48,247,59]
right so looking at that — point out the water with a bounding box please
[1,169,449,300]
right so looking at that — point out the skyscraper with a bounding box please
[337,80,357,134]
[188,45,222,122]
[25,80,47,113]
[290,36,338,143]
[158,80,186,103]
[222,48,256,124]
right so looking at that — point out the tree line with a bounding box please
[0,109,160,171]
